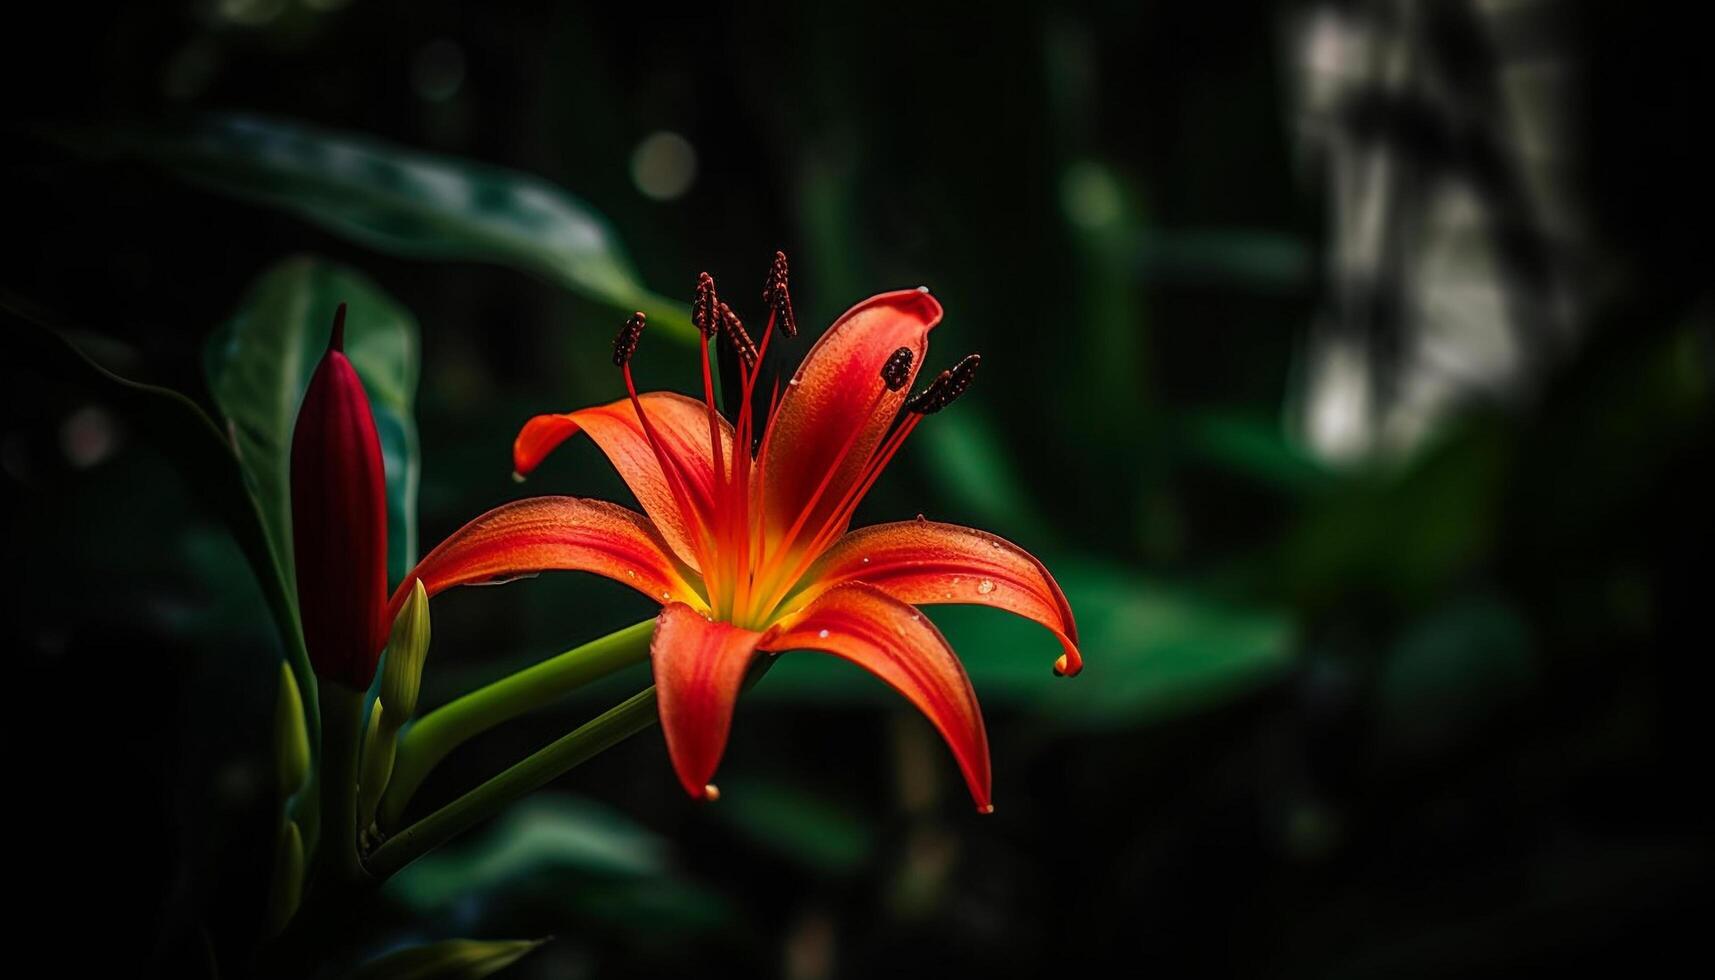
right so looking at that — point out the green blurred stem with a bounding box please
[364,686,660,879]
[313,684,368,886]
[366,654,776,880]
[377,619,655,830]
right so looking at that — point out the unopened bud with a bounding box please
[380,580,432,720]
[291,304,390,689]
[274,661,311,801]
[358,697,396,831]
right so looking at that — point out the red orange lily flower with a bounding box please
[390,255,1081,811]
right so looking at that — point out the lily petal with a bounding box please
[759,289,942,550]
[767,583,992,811]
[651,603,767,799]
[796,521,1083,677]
[388,496,704,621]
[514,392,734,571]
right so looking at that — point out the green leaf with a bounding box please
[113,114,692,338]
[385,794,668,912]
[346,938,548,980]
[758,560,1296,729]
[205,257,421,586]
[0,295,318,738]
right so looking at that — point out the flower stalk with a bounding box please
[367,654,775,879]
[377,618,656,830]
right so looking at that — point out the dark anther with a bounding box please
[692,272,719,337]
[943,352,980,404]
[905,353,979,414]
[762,250,797,337]
[881,347,914,391]
[612,312,646,367]
[720,302,758,368]
[905,370,951,414]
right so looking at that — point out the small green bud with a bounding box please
[274,661,312,801]
[264,819,305,937]
[380,580,432,721]
[358,697,396,831]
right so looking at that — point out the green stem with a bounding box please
[365,687,660,879]
[378,619,655,829]
[312,683,368,887]
[366,654,778,880]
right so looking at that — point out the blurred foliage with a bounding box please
[103,115,693,338]
[3,1,1712,978]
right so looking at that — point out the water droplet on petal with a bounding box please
[661,592,670,600]
[817,628,829,639]
[977,579,996,595]
[861,556,870,564]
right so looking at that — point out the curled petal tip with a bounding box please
[1053,652,1083,678]
[978,803,995,815]
[702,783,721,802]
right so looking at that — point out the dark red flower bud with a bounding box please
[290,304,390,689]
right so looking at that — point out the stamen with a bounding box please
[692,273,719,337]
[612,312,646,367]
[903,370,950,414]
[720,301,758,368]
[610,311,711,573]
[762,250,797,337]
[881,347,914,391]
[904,353,980,414]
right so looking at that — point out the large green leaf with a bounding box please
[346,938,547,980]
[0,295,318,737]
[205,258,421,587]
[115,114,693,338]
[385,793,734,938]
[386,794,667,912]
[757,560,1296,729]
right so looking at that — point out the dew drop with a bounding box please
[861,556,870,564]
[817,628,829,639]
[660,591,670,600]
[626,570,636,579]
[977,579,996,595]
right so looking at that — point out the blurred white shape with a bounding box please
[1289,0,1589,462]
[630,131,698,201]
[1305,330,1373,461]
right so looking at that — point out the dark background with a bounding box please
[4,1,1711,977]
